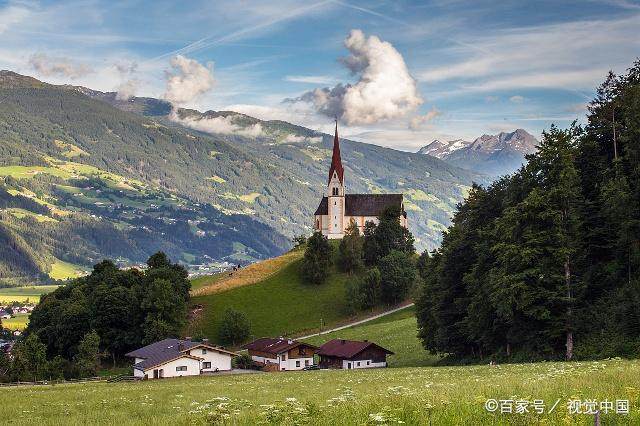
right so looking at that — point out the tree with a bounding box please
[292,234,307,248]
[378,250,417,305]
[362,221,379,266]
[346,267,381,311]
[301,232,332,285]
[232,353,255,369]
[147,251,171,269]
[339,221,364,274]
[11,334,48,381]
[218,309,251,346]
[74,330,101,377]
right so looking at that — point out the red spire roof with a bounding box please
[328,121,344,185]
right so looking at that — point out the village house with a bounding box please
[317,339,394,369]
[314,122,408,238]
[242,337,318,371]
[125,338,237,379]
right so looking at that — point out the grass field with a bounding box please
[189,247,359,342]
[1,359,639,424]
[48,259,86,280]
[0,285,58,304]
[303,306,439,368]
[2,313,29,330]
[191,248,304,296]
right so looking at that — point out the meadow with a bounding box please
[1,359,638,425]
[2,313,29,331]
[0,285,59,304]
[188,245,366,341]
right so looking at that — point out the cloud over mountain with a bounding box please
[28,53,93,79]
[163,55,215,105]
[287,29,422,125]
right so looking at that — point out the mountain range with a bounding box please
[0,71,485,285]
[417,129,539,176]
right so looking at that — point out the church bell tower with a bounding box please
[326,120,345,238]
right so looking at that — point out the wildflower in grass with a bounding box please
[258,398,315,425]
[368,407,404,424]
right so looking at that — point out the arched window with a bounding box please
[332,187,339,196]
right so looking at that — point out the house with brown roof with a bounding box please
[242,338,318,371]
[125,338,238,379]
[318,339,394,369]
[314,122,408,238]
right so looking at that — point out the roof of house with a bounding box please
[314,193,405,217]
[125,338,237,371]
[241,337,318,355]
[317,339,394,359]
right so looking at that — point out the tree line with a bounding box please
[416,60,640,362]
[0,252,190,381]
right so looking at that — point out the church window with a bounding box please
[334,201,336,205]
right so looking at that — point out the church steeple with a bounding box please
[328,120,344,185]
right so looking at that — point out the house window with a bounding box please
[356,362,360,367]
[202,349,207,354]
[367,361,370,365]
[203,362,211,369]
[281,354,286,361]
[176,366,187,372]
[305,360,310,366]
[296,360,300,368]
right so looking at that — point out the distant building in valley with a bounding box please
[314,122,407,238]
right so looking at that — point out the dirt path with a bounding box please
[296,302,415,340]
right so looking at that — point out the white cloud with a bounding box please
[115,79,139,101]
[28,53,93,79]
[509,95,525,103]
[287,29,423,125]
[170,110,264,138]
[163,55,215,105]
[416,14,640,92]
[284,75,336,84]
[409,107,442,130]
[0,4,30,34]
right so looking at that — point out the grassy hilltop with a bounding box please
[189,245,371,342]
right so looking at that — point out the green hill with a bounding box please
[189,246,363,342]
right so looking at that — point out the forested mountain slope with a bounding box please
[0,71,485,284]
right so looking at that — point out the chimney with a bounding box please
[202,338,209,343]
[178,342,184,351]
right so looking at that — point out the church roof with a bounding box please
[314,194,404,217]
[327,122,344,185]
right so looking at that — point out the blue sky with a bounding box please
[1,0,639,151]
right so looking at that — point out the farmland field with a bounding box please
[2,313,29,331]
[0,285,58,304]
[48,259,86,280]
[1,359,639,424]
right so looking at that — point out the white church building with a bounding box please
[314,123,408,238]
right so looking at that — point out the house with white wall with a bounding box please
[242,337,318,371]
[317,339,394,369]
[125,338,237,379]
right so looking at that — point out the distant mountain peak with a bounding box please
[417,129,538,176]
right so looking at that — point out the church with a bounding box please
[314,123,408,239]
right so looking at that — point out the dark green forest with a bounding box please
[416,61,640,362]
